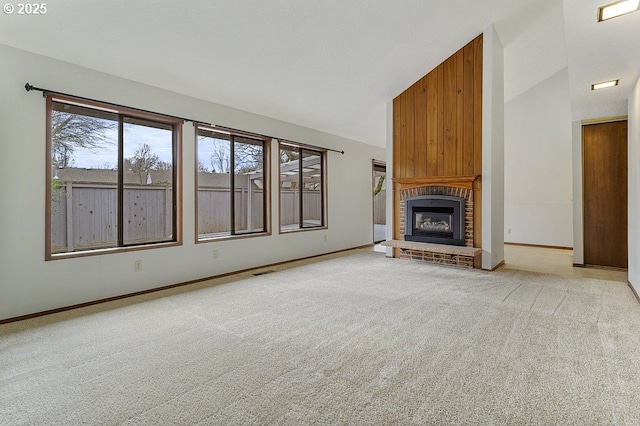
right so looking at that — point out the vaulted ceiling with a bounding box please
[1,0,638,147]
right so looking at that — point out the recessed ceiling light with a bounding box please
[598,0,640,21]
[591,79,619,90]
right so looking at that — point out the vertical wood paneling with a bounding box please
[392,33,483,248]
[393,34,482,179]
[436,65,445,175]
[393,97,404,178]
[415,76,428,177]
[402,86,415,177]
[456,49,465,175]
[426,70,439,176]
[443,56,457,176]
[473,36,483,175]
[462,41,475,175]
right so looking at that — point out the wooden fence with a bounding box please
[51,183,173,253]
[279,190,323,226]
[197,187,266,234]
[198,189,322,235]
[52,183,324,252]
[374,189,386,225]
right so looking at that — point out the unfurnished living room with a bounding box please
[1,0,640,424]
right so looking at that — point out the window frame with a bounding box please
[45,94,183,260]
[278,141,327,233]
[195,125,271,242]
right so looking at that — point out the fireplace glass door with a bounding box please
[414,208,454,239]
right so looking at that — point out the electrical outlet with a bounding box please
[323,235,327,242]
[134,260,142,272]
[508,228,512,234]
[212,249,219,259]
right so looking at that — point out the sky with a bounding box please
[65,118,257,173]
[70,124,174,169]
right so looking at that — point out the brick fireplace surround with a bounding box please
[386,175,481,268]
[400,185,474,247]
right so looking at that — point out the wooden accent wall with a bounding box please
[393,34,483,246]
[393,35,482,178]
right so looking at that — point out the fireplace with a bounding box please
[405,195,465,246]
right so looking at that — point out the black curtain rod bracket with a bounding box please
[25,83,46,97]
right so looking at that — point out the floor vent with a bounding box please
[252,270,276,276]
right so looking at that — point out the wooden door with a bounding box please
[583,120,627,268]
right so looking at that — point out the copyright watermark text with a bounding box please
[3,3,47,15]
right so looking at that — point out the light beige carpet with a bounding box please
[2,250,640,425]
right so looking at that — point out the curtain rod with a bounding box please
[26,83,344,154]
[25,83,212,126]
[214,125,345,155]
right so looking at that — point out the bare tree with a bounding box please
[210,143,230,173]
[51,110,116,168]
[234,141,263,174]
[52,145,75,169]
[156,160,173,171]
[126,143,159,183]
[197,161,209,173]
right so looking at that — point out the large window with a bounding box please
[47,95,181,258]
[196,126,268,240]
[279,142,326,231]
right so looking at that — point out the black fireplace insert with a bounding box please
[405,195,465,246]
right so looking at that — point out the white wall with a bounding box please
[501,0,572,249]
[629,75,640,292]
[504,69,573,247]
[503,0,567,105]
[571,120,584,264]
[0,44,385,321]
[482,25,505,270]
